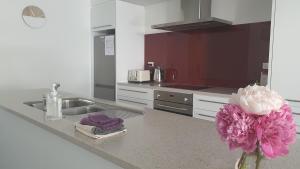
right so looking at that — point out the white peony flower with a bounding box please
[230,84,285,115]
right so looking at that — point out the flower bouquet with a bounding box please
[216,85,297,169]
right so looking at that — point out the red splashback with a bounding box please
[145,22,271,88]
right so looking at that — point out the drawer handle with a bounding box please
[118,99,147,105]
[95,84,115,89]
[119,88,147,94]
[197,99,225,104]
[92,25,113,29]
[287,99,300,103]
[156,104,188,111]
[197,114,215,118]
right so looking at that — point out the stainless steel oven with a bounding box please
[154,90,193,116]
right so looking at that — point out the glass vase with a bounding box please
[235,151,264,169]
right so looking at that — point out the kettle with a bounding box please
[154,67,163,83]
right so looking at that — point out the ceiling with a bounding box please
[121,0,168,6]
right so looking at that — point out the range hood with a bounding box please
[151,0,232,31]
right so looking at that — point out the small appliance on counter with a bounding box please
[128,69,150,83]
[153,66,164,83]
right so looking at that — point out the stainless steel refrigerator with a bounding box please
[94,30,116,101]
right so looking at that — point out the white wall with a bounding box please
[0,0,91,96]
[145,0,273,34]
[116,1,145,82]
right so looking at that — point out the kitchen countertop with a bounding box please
[0,89,299,169]
[117,82,237,100]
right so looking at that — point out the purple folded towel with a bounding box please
[80,113,124,131]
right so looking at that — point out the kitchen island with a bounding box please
[0,89,299,169]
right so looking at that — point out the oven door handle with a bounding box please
[156,104,188,111]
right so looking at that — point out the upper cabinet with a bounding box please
[269,0,300,103]
[91,0,116,30]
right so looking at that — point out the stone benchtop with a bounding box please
[0,89,299,169]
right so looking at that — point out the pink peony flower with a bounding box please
[230,84,284,115]
[217,86,297,164]
[256,104,297,159]
[216,104,258,153]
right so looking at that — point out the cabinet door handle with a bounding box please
[287,99,300,103]
[156,104,188,111]
[197,113,215,118]
[95,84,115,89]
[197,99,225,104]
[119,88,147,94]
[118,99,147,105]
[92,25,113,29]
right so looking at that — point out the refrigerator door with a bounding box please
[94,34,116,101]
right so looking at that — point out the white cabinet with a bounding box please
[91,0,116,30]
[269,0,300,133]
[269,0,300,132]
[269,0,300,102]
[117,85,154,109]
[193,94,229,121]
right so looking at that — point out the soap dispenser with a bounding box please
[46,83,62,120]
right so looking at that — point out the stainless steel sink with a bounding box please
[24,97,142,120]
[62,106,104,115]
[24,98,95,112]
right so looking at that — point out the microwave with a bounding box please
[128,70,150,82]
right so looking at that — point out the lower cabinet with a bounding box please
[193,94,229,121]
[116,85,154,109]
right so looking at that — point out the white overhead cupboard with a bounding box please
[91,0,116,30]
